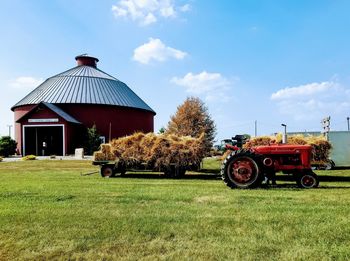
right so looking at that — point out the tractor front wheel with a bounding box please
[296,172,319,188]
[221,151,262,189]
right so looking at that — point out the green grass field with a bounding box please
[0,159,349,260]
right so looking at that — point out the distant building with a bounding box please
[11,55,155,156]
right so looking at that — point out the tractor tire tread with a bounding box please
[221,150,263,189]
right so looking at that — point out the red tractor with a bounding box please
[221,136,319,189]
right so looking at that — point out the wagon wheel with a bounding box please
[296,172,319,188]
[221,151,262,189]
[101,165,115,178]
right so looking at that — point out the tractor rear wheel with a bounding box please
[296,172,319,188]
[221,151,262,189]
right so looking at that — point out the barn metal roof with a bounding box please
[42,102,81,124]
[11,65,155,114]
[16,102,81,124]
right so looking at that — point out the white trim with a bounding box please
[22,124,65,156]
[28,118,59,123]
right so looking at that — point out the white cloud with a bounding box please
[271,81,350,121]
[160,5,175,17]
[180,4,190,12]
[10,76,43,89]
[111,0,190,26]
[171,71,233,102]
[133,38,187,64]
[143,12,157,25]
[271,81,336,100]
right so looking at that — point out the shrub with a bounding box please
[0,136,17,157]
[22,155,36,161]
[84,125,102,155]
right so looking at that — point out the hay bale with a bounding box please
[100,144,112,153]
[93,151,105,161]
[94,132,206,168]
[287,135,307,145]
[242,134,332,164]
[109,132,146,165]
[93,148,116,162]
[243,136,275,149]
[221,150,231,161]
[304,135,332,163]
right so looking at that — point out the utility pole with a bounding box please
[321,116,331,140]
[347,117,349,131]
[7,125,12,138]
[254,120,257,137]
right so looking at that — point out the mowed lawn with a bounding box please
[0,159,349,260]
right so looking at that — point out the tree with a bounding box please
[0,136,17,157]
[84,125,102,155]
[166,97,216,153]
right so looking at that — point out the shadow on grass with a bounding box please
[111,173,350,189]
[260,183,350,189]
[198,169,221,174]
[112,171,350,184]
[277,175,350,183]
[116,172,222,180]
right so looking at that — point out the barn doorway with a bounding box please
[23,125,64,156]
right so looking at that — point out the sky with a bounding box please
[1,0,350,142]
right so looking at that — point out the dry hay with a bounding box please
[243,136,276,148]
[242,134,332,163]
[305,135,332,163]
[221,150,231,161]
[93,144,116,161]
[94,132,206,168]
[287,135,308,145]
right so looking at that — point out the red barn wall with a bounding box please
[59,104,154,141]
[15,106,70,155]
[13,103,154,154]
[14,104,36,153]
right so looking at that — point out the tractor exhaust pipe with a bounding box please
[281,124,287,144]
[282,134,287,144]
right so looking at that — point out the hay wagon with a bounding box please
[92,159,190,178]
[92,132,205,178]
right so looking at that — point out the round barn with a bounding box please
[11,55,155,156]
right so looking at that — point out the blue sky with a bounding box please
[1,0,350,141]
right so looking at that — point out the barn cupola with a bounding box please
[75,54,99,68]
